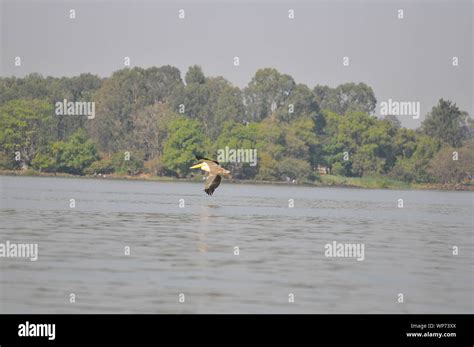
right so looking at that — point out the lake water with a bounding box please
[0,175,472,313]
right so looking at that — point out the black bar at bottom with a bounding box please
[0,314,472,346]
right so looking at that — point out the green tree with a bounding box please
[185,65,206,85]
[0,99,54,168]
[284,116,320,166]
[244,68,295,121]
[392,127,417,158]
[256,151,280,180]
[128,103,179,161]
[426,140,474,184]
[54,129,99,175]
[276,84,321,123]
[84,158,114,175]
[179,68,246,140]
[215,121,259,179]
[162,118,211,177]
[91,68,147,152]
[0,73,51,102]
[31,141,63,172]
[323,111,396,176]
[314,82,376,115]
[205,77,245,139]
[254,119,286,180]
[351,143,386,176]
[145,65,183,103]
[421,99,469,147]
[91,67,183,152]
[50,74,102,141]
[313,85,332,108]
[389,134,440,182]
[0,74,102,142]
[276,157,313,181]
[33,130,99,175]
[382,114,402,129]
[110,152,144,176]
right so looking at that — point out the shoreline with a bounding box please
[1,170,473,191]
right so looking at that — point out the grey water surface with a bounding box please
[0,175,472,313]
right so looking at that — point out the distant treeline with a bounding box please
[0,66,473,184]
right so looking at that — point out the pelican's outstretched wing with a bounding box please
[196,155,219,165]
[204,174,222,196]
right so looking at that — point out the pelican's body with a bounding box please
[190,156,231,195]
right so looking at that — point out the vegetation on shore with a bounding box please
[0,66,473,189]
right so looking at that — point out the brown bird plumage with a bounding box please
[190,156,231,195]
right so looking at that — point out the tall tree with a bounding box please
[0,99,54,168]
[276,84,323,127]
[128,103,179,161]
[284,116,320,166]
[90,67,184,153]
[421,99,470,147]
[214,120,259,179]
[205,77,245,139]
[313,82,376,115]
[49,73,102,141]
[185,65,206,85]
[180,67,245,140]
[244,68,295,121]
[145,65,183,104]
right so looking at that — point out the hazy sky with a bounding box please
[1,0,472,128]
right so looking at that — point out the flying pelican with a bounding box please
[190,156,231,195]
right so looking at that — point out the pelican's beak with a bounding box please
[190,163,204,169]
